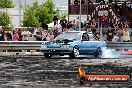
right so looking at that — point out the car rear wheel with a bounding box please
[44,53,52,58]
[95,48,102,58]
[69,46,79,59]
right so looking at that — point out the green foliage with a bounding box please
[0,0,14,8]
[0,11,10,27]
[22,0,57,28]
[22,3,40,27]
[0,0,14,28]
[56,8,60,19]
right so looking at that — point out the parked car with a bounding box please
[40,31,106,58]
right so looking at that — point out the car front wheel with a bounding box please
[69,46,79,59]
[44,53,52,58]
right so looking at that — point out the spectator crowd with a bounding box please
[0,15,132,42]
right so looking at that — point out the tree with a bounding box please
[0,11,10,27]
[0,0,14,28]
[37,0,56,25]
[22,3,40,27]
[0,0,14,8]
[22,0,57,28]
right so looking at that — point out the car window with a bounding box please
[89,34,94,41]
[55,32,82,40]
[89,33,99,41]
[92,34,100,41]
[82,33,89,41]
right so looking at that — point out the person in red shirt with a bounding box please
[12,32,19,41]
[100,15,108,36]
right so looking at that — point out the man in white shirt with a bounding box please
[52,21,62,38]
[22,29,30,41]
[56,21,62,34]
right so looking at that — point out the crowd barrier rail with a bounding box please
[107,42,132,49]
[0,41,132,52]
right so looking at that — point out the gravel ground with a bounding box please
[0,56,132,88]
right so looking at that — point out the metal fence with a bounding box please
[0,41,132,52]
[0,41,45,51]
[107,42,132,49]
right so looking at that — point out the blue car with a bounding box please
[40,31,106,58]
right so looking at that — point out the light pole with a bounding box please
[19,0,21,26]
[25,0,26,7]
[79,0,82,31]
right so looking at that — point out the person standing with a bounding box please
[90,19,97,34]
[122,26,130,51]
[34,28,42,41]
[12,32,19,41]
[0,28,5,41]
[122,26,130,42]
[56,21,62,34]
[106,26,113,42]
[52,21,62,38]
[15,28,22,41]
[6,31,12,41]
[84,18,91,31]
[100,15,108,36]
[49,31,54,41]
[42,29,48,41]
[60,16,67,31]
[22,29,30,41]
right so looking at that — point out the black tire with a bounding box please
[44,53,52,58]
[69,46,79,59]
[95,47,102,58]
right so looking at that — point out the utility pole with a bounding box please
[19,0,21,26]
[25,0,26,7]
[79,0,82,31]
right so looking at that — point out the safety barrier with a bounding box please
[0,41,46,51]
[0,41,132,51]
[107,42,132,49]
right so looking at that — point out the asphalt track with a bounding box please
[0,54,132,88]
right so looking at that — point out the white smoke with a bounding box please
[101,48,121,58]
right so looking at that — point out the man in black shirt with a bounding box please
[0,28,5,41]
[42,22,48,30]
[60,16,68,31]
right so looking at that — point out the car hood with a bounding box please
[45,39,74,48]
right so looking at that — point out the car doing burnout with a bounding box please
[40,31,106,58]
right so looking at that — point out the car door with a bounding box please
[88,34,99,53]
[79,33,90,54]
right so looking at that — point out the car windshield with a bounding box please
[55,32,82,41]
